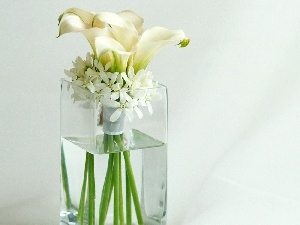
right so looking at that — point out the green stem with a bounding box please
[107,176,114,215]
[99,134,141,225]
[126,170,132,225]
[61,146,72,209]
[78,152,89,224]
[123,151,144,225]
[114,153,120,225]
[108,135,114,153]
[88,153,95,225]
[99,154,114,225]
[115,135,143,224]
[119,153,124,225]
[103,134,108,153]
[114,135,124,151]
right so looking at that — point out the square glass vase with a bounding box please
[60,79,168,225]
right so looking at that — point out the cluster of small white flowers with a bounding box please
[65,53,162,122]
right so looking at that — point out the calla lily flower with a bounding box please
[58,8,189,72]
[132,26,186,71]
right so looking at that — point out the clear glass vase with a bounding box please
[60,79,168,225]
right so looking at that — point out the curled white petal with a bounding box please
[82,28,114,55]
[58,14,91,36]
[133,27,186,71]
[59,8,96,26]
[94,36,131,59]
[94,12,138,52]
[117,10,144,35]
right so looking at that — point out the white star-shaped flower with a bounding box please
[102,91,139,122]
[137,90,162,114]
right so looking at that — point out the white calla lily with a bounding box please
[94,36,132,72]
[58,8,96,37]
[58,8,189,74]
[81,28,114,55]
[132,27,186,71]
[94,36,130,59]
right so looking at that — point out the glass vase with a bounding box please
[60,79,168,225]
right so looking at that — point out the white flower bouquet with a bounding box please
[58,7,189,225]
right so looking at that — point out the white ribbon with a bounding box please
[102,106,125,135]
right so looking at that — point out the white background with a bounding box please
[0,0,300,224]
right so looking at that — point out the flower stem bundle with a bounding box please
[63,134,143,225]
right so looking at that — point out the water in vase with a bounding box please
[60,130,167,225]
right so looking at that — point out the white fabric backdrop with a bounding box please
[0,0,299,224]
